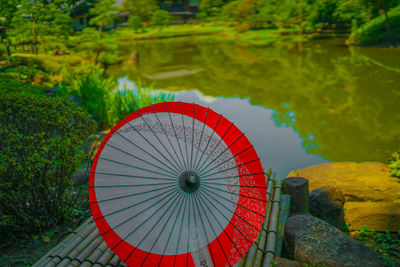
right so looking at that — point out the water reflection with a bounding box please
[111,36,400,174]
[176,90,329,178]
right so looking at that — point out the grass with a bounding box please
[117,23,235,40]
[111,84,175,124]
[114,23,303,46]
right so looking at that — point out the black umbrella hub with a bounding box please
[178,170,200,193]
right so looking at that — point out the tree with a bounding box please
[150,10,172,31]
[0,0,17,57]
[122,0,159,21]
[89,0,119,38]
[10,0,73,54]
[359,0,400,32]
[127,15,143,32]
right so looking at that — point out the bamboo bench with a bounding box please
[33,176,290,267]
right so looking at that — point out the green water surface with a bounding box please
[111,36,400,176]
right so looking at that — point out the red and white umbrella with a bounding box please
[90,102,268,267]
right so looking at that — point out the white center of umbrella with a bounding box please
[178,170,200,193]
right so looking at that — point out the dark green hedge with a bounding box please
[0,76,48,95]
[0,93,96,234]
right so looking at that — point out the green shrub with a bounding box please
[349,5,400,45]
[127,15,143,32]
[0,94,96,234]
[0,76,48,95]
[389,150,400,178]
[150,10,172,31]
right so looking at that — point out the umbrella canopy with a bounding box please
[90,102,268,267]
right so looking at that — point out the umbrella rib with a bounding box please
[194,121,234,174]
[192,107,209,174]
[94,186,179,222]
[120,118,181,176]
[199,187,260,232]
[190,103,195,170]
[193,114,224,173]
[202,181,267,189]
[95,155,177,179]
[192,191,217,267]
[197,188,251,250]
[90,181,176,188]
[197,189,245,261]
[200,158,261,180]
[186,194,191,267]
[92,170,176,181]
[91,184,176,204]
[136,109,185,174]
[200,185,265,217]
[171,194,189,266]
[201,183,267,204]
[197,133,245,177]
[158,193,188,266]
[194,191,232,267]
[136,191,186,266]
[197,144,252,178]
[116,188,183,258]
[180,102,190,171]
[165,101,188,171]
[150,104,186,173]
[102,139,178,178]
[202,171,265,181]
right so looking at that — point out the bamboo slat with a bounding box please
[262,179,282,267]
[80,240,110,267]
[56,224,99,267]
[275,194,291,257]
[32,218,91,267]
[253,175,275,267]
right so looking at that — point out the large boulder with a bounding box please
[287,162,400,202]
[344,201,400,232]
[310,186,345,229]
[284,214,383,267]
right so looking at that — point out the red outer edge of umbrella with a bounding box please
[90,102,267,267]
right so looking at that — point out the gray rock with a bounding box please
[310,186,345,229]
[273,257,301,267]
[284,214,383,267]
[71,167,89,186]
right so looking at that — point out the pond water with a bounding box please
[111,36,400,178]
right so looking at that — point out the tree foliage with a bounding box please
[122,0,159,21]
[10,0,72,54]
[127,15,143,32]
[150,10,172,31]
[89,0,119,36]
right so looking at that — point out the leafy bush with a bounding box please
[0,76,48,95]
[150,10,172,31]
[0,94,96,235]
[127,15,143,32]
[349,5,400,45]
[389,150,400,178]
[354,226,400,266]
